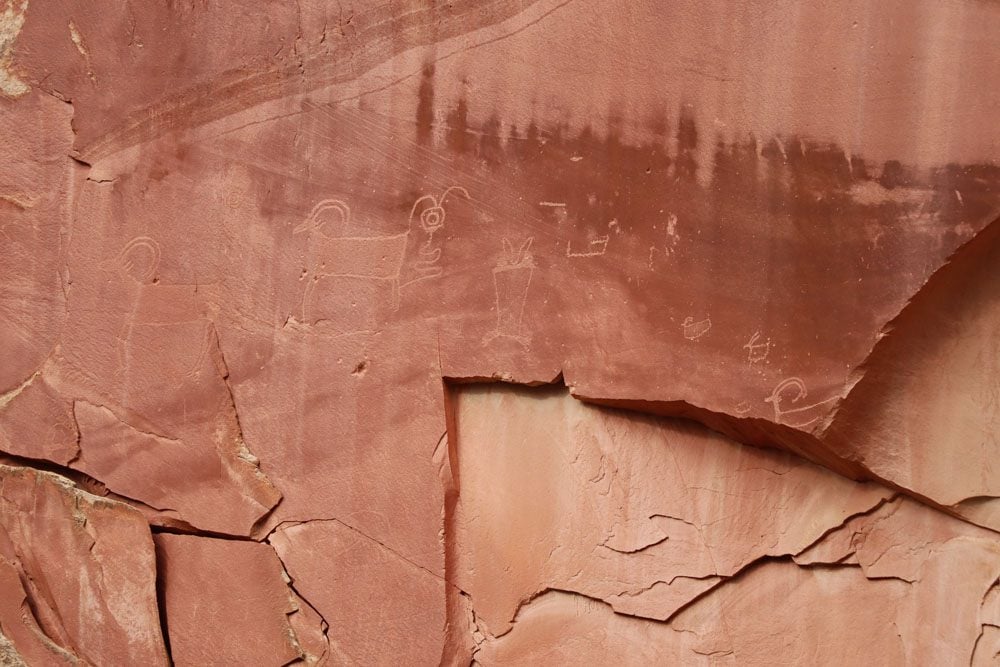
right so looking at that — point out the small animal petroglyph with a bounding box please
[566,235,609,258]
[682,316,711,341]
[484,237,535,346]
[744,331,771,366]
[764,377,839,429]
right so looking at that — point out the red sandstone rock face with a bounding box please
[154,534,304,666]
[0,465,167,665]
[1,0,998,663]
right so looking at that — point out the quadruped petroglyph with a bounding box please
[295,186,468,330]
[295,198,407,325]
[111,237,213,380]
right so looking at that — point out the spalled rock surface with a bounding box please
[473,570,914,666]
[1,0,999,662]
[471,488,1000,665]
[0,465,167,665]
[449,385,891,635]
[154,533,303,666]
[447,386,999,663]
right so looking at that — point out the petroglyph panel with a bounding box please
[1,0,998,662]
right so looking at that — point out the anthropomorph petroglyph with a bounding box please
[665,213,680,254]
[484,237,535,346]
[403,185,470,288]
[682,316,712,341]
[744,331,772,366]
[111,237,212,381]
[764,377,840,429]
[650,213,680,270]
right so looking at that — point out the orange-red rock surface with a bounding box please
[1,0,998,663]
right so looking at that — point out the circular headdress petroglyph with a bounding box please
[295,199,352,237]
[117,237,161,284]
[409,185,470,235]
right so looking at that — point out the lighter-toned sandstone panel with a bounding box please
[449,385,888,635]
[476,565,910,666]
[0,0,28,98]
[452,386,1000,664]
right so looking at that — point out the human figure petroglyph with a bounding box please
[111,237,212,382]
[744,331,771,366]
[484,237,535,346]
[402,185,470,289]
[764,377,840,429]
[649,213,680,271]
[682,316,712,341]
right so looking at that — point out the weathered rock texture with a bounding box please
[1,0,998,663]
[0,465,167,665]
